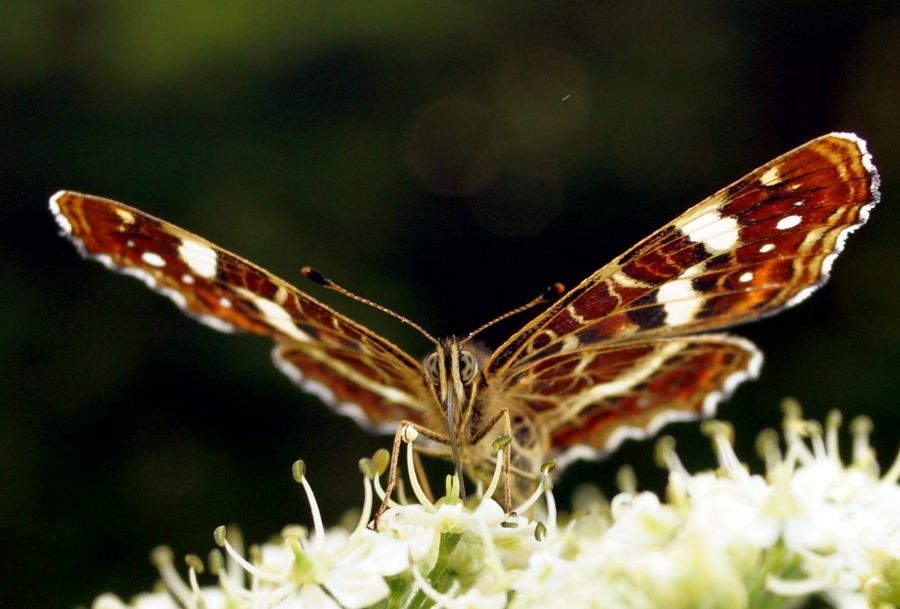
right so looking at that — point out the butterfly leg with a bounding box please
[373,421,449,529]
[468,408,514,514]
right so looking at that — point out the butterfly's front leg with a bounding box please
[372,421,449,529]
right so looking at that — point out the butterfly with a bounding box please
[51,132,879,512]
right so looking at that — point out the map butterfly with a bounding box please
[51,133,880,507]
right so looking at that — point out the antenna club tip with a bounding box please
[544,282,565,299]
[301,266,332,286]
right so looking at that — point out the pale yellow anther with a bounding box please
[402,424,419,443]
[185,554,205,574]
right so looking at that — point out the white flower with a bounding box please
[91,406,900,609]
[206,461,408,609]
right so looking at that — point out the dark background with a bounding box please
[3,2,899,607]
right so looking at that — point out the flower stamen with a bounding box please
[655,436,688,476]
[514,465,553,515]
[292,460,325,546]
[701,420,746,477]
[92,407,899,609]
[354,458,376,535]
[403,425,435,509]
[482,445,505,501]
[755,428,782,475]
[151,546,194,608]
[185,554,207,609]
[850,415,874,467]
[825,410,842,461]
[214,526,287,583]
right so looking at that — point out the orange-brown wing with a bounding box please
[488,133,879,373]
[50,191,433,432]
[272,344,433,433]
[484,335,760,468]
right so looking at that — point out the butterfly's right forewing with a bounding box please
[51,191,435,431]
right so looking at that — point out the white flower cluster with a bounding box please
[93,406,900,609]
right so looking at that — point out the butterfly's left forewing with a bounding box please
[483,133,879,464]
[51,191,434,432]
[489,133,879,372]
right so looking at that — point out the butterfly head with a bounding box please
[422,338,487,498]
[423,338,483,407]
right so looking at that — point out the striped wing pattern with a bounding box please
[490,134,877,371]
[489,335,760,465]
[51,191,434,431]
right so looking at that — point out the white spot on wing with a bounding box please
[257,298,310,341]
[181,274,195,284]
[274,286,289,305]
[760,166,780,184]
[234,287,311,342]
[141,252,166,267]
[219,296,232,308]
[560,335,580,353]
[656,262,705,326]
[114,208,136,224]
[758,243,775,254]
[739,271,753,283]
[678,210,739,253]
[776,215,802,230]
[658,280,701,326]
[179,238,218,279]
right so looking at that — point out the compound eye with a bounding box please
[424,352,440,382]
[458,350,478,383]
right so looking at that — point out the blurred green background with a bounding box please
[2,2,899,606]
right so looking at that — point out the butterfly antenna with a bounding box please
[463,282,565,344]
[301,266,440,345]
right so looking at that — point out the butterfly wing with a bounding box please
[51,191,434,432]
[489,133,879,372]
[482,133,878,464]
[483,335,760,468]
